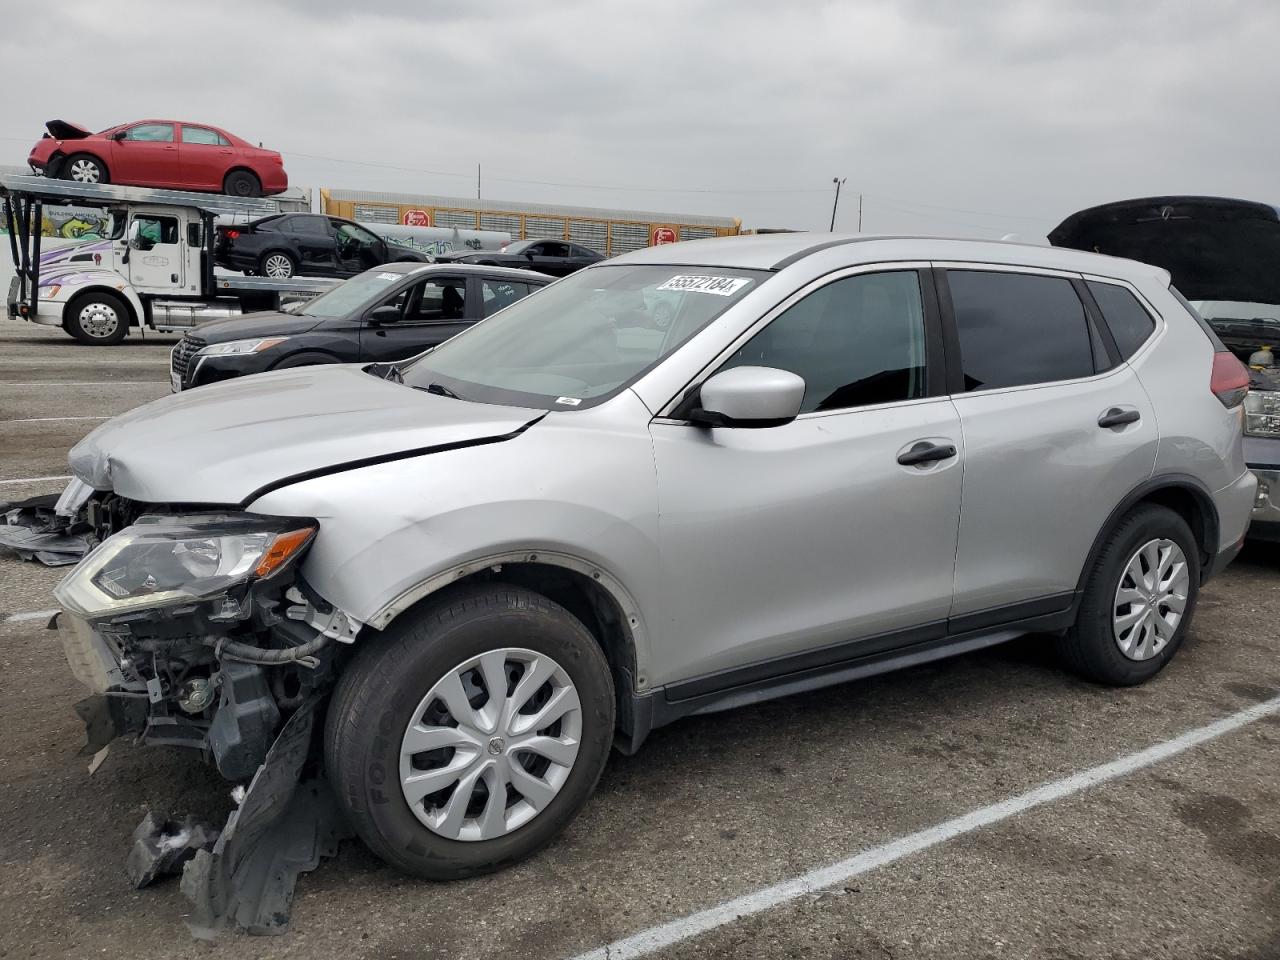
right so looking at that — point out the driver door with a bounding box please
[125,211,184,294]
[359,275,471,362]
[108,122,179,187]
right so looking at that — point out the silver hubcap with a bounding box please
[399,648,582,842]
[78,302,119,339]
[1112,538,1189,661]
[69,159,100,183]
[264,255,293,278]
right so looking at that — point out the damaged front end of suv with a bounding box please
[53,496,355,936]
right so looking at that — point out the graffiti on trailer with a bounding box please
[394,236,484,256]
[0,202,115,241]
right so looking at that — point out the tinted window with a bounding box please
[717,271,927,413]
[289,216,331,237]
[1087,281,1156,359]
[948,271,1093,391]
[540,242,571,258]
[481,279,534,316]
[123,123,174,142]
[182,125,229,146]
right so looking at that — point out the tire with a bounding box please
[223,170,262,197]
[259,251,296,279]
[64,292,129,345]
[61,153,107,185]
[325,584,615,880]
[1057,504,1200,685]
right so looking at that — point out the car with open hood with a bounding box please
[1050,196,1280,540]
[27,119,288,196]
[46,233,1254,924]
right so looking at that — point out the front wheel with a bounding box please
[61,153,107,185]
[325,585,615,879]
[1057,504,1200,685]
[64,292,129,345]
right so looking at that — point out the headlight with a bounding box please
[1245,391,1280,437]
[55,514,316,620]
[198,337,289,357]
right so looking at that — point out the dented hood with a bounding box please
[1048,196,1280,304]
[68,365,542,505]
[45,119,94,140]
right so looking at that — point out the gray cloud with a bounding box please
[0,0,1275,237]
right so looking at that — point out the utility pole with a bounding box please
[477,164,481,200]
[830,177,846,232]
[858,193,863,232]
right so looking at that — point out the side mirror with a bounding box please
[367,304,402,325]
[111,130,127,141]
[524,250,535,260]
[126,220,153,251]
[688,366,805,428]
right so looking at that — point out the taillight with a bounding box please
[1211,351,1250,408]
[223,229,240,240]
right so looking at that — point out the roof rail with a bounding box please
[0,173,283,217]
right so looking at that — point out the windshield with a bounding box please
[502,240,534,255]
[402,264,767,409]
[299,269,404,319]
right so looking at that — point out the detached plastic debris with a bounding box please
[0,493,92,565]
[126,811,220,889]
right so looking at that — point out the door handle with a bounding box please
[897,441,957,466]
[1098,407,1141,429]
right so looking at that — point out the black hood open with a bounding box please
[45,119,93,140]
[1049,196,1280,305]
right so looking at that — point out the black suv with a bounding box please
[214,213,427,279]
[170,263,548,390]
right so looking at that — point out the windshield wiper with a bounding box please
[415,381,466,400]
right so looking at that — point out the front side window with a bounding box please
[1087,280,1157,359]
[123,123,174,143]
[715,271,927,413]
[133,215,178,246]
[181,125,229,146]
[412,278,468,321]
[402,264,767,408]
[481,279,534,316]
[335,221,379,247]
[948,270,1094,391]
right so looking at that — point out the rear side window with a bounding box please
[947,270,1094,391]
[1087,281,1156,359]
[482,279,534,316]
[182,125,230,146]
[289,216,330,237]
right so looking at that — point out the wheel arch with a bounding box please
[61,150,110,181]
[63,285,141,328]
[366,551,651,736]
[1076,474,1220,593]
[223,165,262,186]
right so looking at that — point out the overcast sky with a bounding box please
[1,0,1276,239]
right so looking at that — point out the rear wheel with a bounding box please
[259,251,296,279]
[64,292,129,345]
[1058,504,1200,685]
[223,170,262,197]
[62,154,107,185]
[325,585,615,880]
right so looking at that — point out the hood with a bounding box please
[68,365,543,505]
[45,119,93,140]
[1048,196,1280,304]
[191,310,324,343]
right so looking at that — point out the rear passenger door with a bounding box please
[939,266,1158,622]
[287,216,340,275]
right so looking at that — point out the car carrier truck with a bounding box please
[3,174,337,344]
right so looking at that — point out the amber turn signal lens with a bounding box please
[254,527,316,578]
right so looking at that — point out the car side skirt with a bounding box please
[615,591,1077,754]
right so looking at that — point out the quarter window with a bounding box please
[123,123,174,142]
[717,270,928,413]
[948,271,1094,391]
[1087,281,1156,359]
[289,216,330,237]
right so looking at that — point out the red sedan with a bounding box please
[27,119,289,197]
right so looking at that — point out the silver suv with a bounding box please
[53,234,1256,887]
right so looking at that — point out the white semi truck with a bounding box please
[3,174,337,345]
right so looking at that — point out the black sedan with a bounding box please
[214,213,428,279]
[170,263,548,391]
[435,238,602,276]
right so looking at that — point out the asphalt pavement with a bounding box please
[1,319,1277,960]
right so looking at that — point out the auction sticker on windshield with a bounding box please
[657,275,752,296]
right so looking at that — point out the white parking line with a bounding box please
[0,475,70,485]
[5,416,111,423]
[570,693,1280,960]
[0,381,162,386]
[1,609,58,624]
